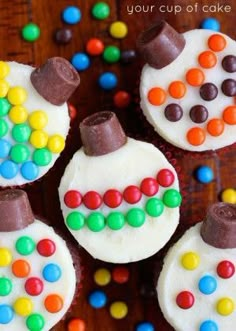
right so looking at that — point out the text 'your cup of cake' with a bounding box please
[59,111,182,263]
[0,58,80,186]
[138,21,236,151]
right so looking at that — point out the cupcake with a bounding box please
[157,202,236,331]
[0,189,80,330]
[0,57,80,186]
[138,21,236,151]
[59,111,182,263]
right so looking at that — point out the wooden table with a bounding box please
[0,1,235,330]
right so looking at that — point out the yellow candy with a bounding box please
[47,134,65,153]
[181,252,200,270]
[29,110,48,130]
[217,297,234,316]
[8,86,27,105]
[14,297,33,316]
[9,105,28,124]
[221,188,236,204]
[94,268,111,286]
[109,301,128,319]
[0,62,10,79]
[0,79,10,98]
[30,130,48,148]
[0,247,12,267]
[109,21,128,39]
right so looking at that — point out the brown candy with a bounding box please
[190,105,208,123]
[221,79,236,97]
[201,202,236,249]
[31,57,80,105]
[137,20,186,69]
[80,111,127,156]
[0,189,34,232]
[200,83,218,101]
[222,55,236,73]
[54,28,73,44]
[164,104,183,122]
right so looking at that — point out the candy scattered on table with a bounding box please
[98,72,118,90]
[91,2,110,20]
[112,266,130,284]
[68,318,86,331]
[62,6,81,24]
[71,52,90,71]
[195,165,214,183]
[221,188,236,203]
[136,321,155,331]
[109,301,128,319]
[94,268,111,286]
[109,21,128,39]
[88,290,107,309]
[200,17,220,31]
[120,49,136,64]
[86,38,104,56]
[21,23,40,42]
[54,28,73,44]
[113,90,131,108]
[103,45,121,63]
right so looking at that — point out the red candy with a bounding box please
[37,239,56,257]
[103,189,123,208]
[112,266,130,284]
[217,260,235,279]
[113,90,131,108]
[83,191,102,209]
[140,178,159,196]
[123,185,142,204]
[64,190,82,208]
[25,277,44,296]
[68,103,77,119]
[156,169,175,187]
[176,291,194,309]
[86,38,104,56]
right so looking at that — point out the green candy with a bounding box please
[12,123,31,142]
[107,212,125,230]
[0,277,12,296]
[10,144,30,163]
[26,313,45,331]
[66,211,85,230]
[103,46,120,63]
[22,23,40,42]
[33,148,52,166]
[92,2,110,20]
[163,189,182,208]
[0,98,11,116]
[15,236,35,255]
[87,212,105,232]
[145,198,164,217]
[126,208,145,227]
[0,118,8,137]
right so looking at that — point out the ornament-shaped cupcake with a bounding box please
[59,111,182,263]
[0,189,79,330]
[138,21,236,151]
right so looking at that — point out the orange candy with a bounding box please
[147,87,166,106]
[208,34,227,52]
[68,318,86,331]
[44,294,63,313]
[223,106,236,125]
[207,118,225,136]
[86,38,104,56]
[12,259,30,278]
[186,68,205,86]
[187,127,206,146]
[168,81,186,99]
[198,51,217,68]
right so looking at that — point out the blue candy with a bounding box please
[200,320,218,331]
[42,263,61,282]
[0,305,14,324]
[0,160,18,179]
[98,72,118,90]
[71,52,90,71]
[0,139,11,158]
[195,165,214,183]
[198,275,217,295]
[62,6,81,24]
[20,161,39,180]
[136,321,155,331]
[88,290,107,309]
[200,18,220,31]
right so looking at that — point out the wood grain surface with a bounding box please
[0,1,235,330]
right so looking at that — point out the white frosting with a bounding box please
[0,220,76,331]
[140,29,236,151]
[0,61,70,186]
[157,223,236,331]
[59,138,180,263]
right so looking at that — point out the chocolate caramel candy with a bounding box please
[80,111,127,156]
[201,202,236,248]
[137,20,186,69]
[0,189,34,231]
[31,57,80,105]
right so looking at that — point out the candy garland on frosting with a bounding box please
[63,168,182,232]
[146,33,236,147]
